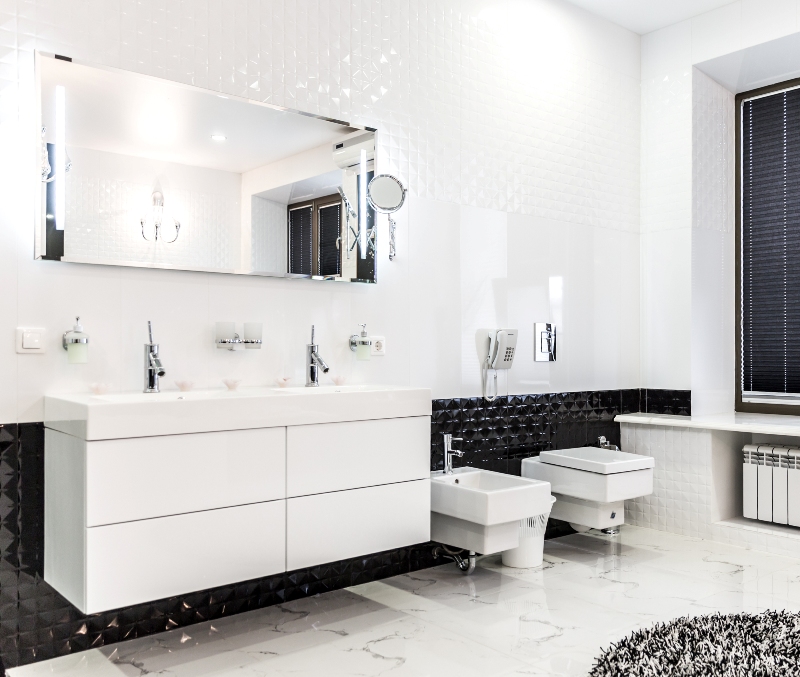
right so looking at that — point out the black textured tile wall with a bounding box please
[0,423,437,673]
[430,389,691,474]
[431,390,625,474]
[643,389,692,416]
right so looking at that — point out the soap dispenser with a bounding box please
[62,316,89,364]
[349,323,372,361]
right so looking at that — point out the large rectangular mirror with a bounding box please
[35,53,378,283]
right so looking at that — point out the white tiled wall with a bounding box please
[0,0,642,422]
[623,423,800,558]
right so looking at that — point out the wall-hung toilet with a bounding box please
[521,447,654,533]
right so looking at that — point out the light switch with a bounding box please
[16,328,47,354]
[23,331,41,349]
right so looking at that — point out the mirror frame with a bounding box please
[34,51,380,284]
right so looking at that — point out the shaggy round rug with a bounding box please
[590,611,800,676]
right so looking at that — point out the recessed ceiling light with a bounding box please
[211,134,227,141]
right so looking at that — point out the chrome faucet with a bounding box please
[443,433,464,475]
[144,321,166,393]
[306,325,330,387]
[598,436,620,451]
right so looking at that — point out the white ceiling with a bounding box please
[562,0,737,35]
[40,56,357,174]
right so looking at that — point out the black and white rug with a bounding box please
[590,611,800,676]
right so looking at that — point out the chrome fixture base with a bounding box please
[601,527,620,536]
[443,433,464,475]
[534,323,557,362]
[216,334,262,351]
[432,545,476,575]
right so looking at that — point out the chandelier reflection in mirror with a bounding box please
[141,191,180,243]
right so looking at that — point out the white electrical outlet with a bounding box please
[16,328,47,354]
[371,335,386,356]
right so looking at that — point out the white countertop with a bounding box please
[45,385,432,440]
[616,411,800,437]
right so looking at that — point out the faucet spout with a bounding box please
[311,350,330,373]
[148,352,166,377]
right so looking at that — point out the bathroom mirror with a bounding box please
[367,174,406,261]
[35,53,378,283]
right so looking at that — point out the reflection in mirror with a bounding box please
[36,53,378,283]
[367,174,406,261]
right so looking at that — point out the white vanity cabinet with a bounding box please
[44,386,431,614]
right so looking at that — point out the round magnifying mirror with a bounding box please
[367,174,406,213]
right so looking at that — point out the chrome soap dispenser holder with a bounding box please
[349,323,372,360]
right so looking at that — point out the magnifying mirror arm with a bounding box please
[388,214,397,261]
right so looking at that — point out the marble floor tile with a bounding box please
[10,526,800,677]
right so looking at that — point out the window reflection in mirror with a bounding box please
[36,52,378,283]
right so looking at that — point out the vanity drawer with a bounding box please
[84,501,285,614]
[286,416,430,497]
[85,427,286,526]
[286,479,430,569]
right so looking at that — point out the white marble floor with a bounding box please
[11,526,800,677]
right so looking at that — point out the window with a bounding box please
[738,79,800,411]
[287,194,342,277]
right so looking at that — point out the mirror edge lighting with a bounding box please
[33,50,380,284]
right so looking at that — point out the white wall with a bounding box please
[0,0,641,423]
[639,2,800,406]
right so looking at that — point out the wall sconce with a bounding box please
[141,191,180,243]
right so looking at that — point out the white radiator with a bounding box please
[743,444,800,528]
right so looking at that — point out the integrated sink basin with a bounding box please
[430,468,552,555]
[45,385,432,440]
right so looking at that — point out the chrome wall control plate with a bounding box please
[534,323,556,362]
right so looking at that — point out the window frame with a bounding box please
[736,76,800,414]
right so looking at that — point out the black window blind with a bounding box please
[318,203,341,277]
[288,206,312,275]
[742,87,800,397]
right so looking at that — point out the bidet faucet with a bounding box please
[144,320,166,393]
[443,433,464,475]
[598,436,620,451]
[306,325,330,387]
